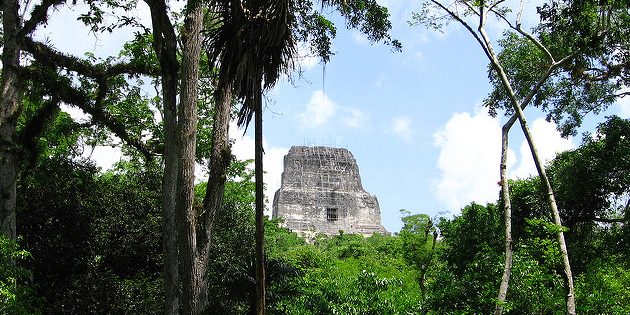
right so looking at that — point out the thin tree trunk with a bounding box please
[160,64,180,315]
[495,122,514,315]
[161,97,180,315]
[476,15,576,315]
[513,109,576,315]
[0,0,21,241]
[420,230,438,315]
[432,1,577,312]
[254,92,266,315]
[197,86,233,311]
[492,54,577,315]
[175,2,204,314]
[144,1,180,312]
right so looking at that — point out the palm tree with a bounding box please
[205,1,297,313]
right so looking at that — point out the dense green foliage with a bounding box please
[482,0,630,137]
[271,233,422,314]
[1,116,628,313]
[17,157,164,313]
[5,1,628,314]
[0,235,39,314]
[9,156,426,313]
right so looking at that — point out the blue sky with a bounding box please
[37,1,630,232]
[235,1,629,232]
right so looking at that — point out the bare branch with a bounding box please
[459,1,480,17]
[488,6,517,30]
[479,0,486,30]
[486,5,555,63]
[488,0,508,13]
[515,0,524,28]
[430,1,490,58]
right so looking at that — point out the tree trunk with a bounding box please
[493,57,577,315]
[495,122,514,315]
[197,86,233,311]
[1,0,21,241]
[161,95,180,315]
[144,1,180,312]
[175,2,204,314]
[254,92,266,315]
[147,1,235,313]
[420,230,438,315]
[476,18,576,315]
[514,109,576,315]
[429,1,577,312]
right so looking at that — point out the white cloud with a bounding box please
[341,108,368,128]
[433,110,510,212]
[230,122,288,216]
[299,90,336,128]
[390,116,413,140]
[263,147,289,209]
[434,111,575,213]
[510,118,575,179]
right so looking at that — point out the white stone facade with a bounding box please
[272,146,388,237]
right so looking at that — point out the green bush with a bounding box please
[0,236,40,314]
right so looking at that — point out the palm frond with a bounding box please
[205,0,297,129]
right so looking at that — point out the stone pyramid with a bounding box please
[272,146,388,237]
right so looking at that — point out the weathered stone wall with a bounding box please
[272,146,387,237]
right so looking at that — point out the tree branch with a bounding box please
[22,37,158,79]
[430,1,490,58]
[504,54,575,129]
[19,0,65,37]
[18,66,155,160]
[591,216,628,223]
[478,0,486,30]
[488,0,507,14]
[18,96,60,158]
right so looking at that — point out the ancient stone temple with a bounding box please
[272,146,388,237]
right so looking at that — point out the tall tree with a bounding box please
[0,0,21,241]
[205,2,297,313]
[173,1,206,314]
[413,1,585,313]
[144,0,233,312]
[399,211,439,314]
[144,1,180,312]
[2,0,154,241]
[206,1,399,313]
[0,1,188,312]
[3,1,399,312]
